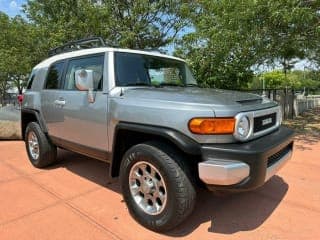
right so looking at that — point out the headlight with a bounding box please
[234,115,250,140]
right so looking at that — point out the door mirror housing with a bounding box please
[75,69,95,103]
[75,69,94,91]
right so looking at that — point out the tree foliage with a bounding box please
[175,0,320,88]
[250,70,320,89]
[0,13,40,99]
[23,0,193,49]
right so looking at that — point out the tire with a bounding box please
[25,122,57,168]
[120,141,196,232]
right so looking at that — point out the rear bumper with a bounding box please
[198,126,294,191]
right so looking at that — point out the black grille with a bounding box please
[267,144,292,167]
[253,113,276,133]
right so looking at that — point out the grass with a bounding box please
[0,121,22,140]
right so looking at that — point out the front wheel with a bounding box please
[120,142,196,232]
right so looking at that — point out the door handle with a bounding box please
[54,99,66,106]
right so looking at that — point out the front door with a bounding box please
[41,54,108,158]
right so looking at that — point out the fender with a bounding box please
[110,122,201,177]
[21,108,48,138]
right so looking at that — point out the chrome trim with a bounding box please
[265,150,292,181]
[234,106,281,142]
[28,131,40,160]
[198,159,250,185]
[234,112,254,141]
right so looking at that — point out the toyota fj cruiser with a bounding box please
[22,38,294,232]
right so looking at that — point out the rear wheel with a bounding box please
[120,142,196,232]
[25,122,57,168]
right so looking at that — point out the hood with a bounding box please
[122,87,276,110]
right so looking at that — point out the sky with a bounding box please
[0,0,25,17]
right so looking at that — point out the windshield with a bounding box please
[115,52,197,87]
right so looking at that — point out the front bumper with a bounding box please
[198,126,294,191]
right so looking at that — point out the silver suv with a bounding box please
[22,38,294,232]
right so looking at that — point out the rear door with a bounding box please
[41,60,66,137]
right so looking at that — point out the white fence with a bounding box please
[294,95,320,117]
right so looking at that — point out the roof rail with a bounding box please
[48,37,106,57]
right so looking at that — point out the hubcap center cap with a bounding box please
[141,179,154,193]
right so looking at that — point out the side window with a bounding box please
[26,72,35,90]
[45,62,64,89]
[64,55,104,90]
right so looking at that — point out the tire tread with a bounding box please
[25,122,57,168]
[120,141,196,232]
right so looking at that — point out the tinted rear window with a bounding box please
[45,62,64,89]
[26,73,35,89]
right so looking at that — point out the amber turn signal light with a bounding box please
[188,118,235,134]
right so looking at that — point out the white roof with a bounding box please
[33,47,185,70]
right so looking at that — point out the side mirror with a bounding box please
[75,69,95,103]
[75,69,93,91]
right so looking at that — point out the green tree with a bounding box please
[255,70,320,89]
[176,0,320,89]
[23,0,193,49]
[260,0,320,76]
[0,13,38,101]
[259,71,289,88]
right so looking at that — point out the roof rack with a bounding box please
[48,37,106,57]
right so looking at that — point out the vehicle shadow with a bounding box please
[168,176,288,236]
[47,149,122,193]
[294,133,320,151]
[50,149,288,236]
